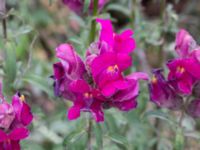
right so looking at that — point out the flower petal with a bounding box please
[114,29,136,54]
[69,80,90,94]
[67,102,84,121]
[53,62,65,80]
[56,43,86,79]
[21,102,33,126]
[9,128,29,140]
[113,99,137,111]
[91,52,117,78]
[113,80,139,102]
[0,130,7,142]
[90,101,104,122]
[96,19,114,47]
[127,72,149,80]
[175,29,197,58]
[116,54,132,71]
[101,80,129,97]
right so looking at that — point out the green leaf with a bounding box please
[63,129,86,148]
[105,112,118,133]
[174,128,184,150]
[17,25,33,35]
[106,4,130,17]
[108,133,129,150]
[3,42,17,95]
[143,110,176,127]
[23,74,54,98]
[83,0,91,13]
[94,124,103,149]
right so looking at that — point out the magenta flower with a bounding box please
[87,19,137,97]
[110,72,148,111]
[55,44,86,80]
[68,79,104,122]
[52,44,87,99]
[0,102,15,130]
[91,52,132,97]
[175,29,197,58]
[149,69,183,110]
[62,0,108,14]
[52,19,147,122]
[0,84,33,150]
[96,19,136,54]
[0,84,15,130]
[10,93,33,129]
[167,58,200,94]
[0,128,29,150]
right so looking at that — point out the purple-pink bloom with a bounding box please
[62,0,108,14]
[0,102,15,131]
[110,72,149,111]
[0,128,29,150]
[55,44,86,80]
[68,79,104,122]
[149,69,183,110]
[52,44,87,99]
[96,19,136,54]
[0,84,15,130]
[10,93,33,129]
[91,52,132,97]
[52,19,147,122]
[175,29,197,58]
[167,58,200,94]
[0,84,33,150]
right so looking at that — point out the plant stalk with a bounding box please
[0,0,7,40]
[2,18,7,39]
[88,0,99,45]
[87,117,93,150]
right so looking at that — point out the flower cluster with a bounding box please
[0,84,33,150]
[62,0,108,14]
[52,18,148,122]
[149,29,200,117]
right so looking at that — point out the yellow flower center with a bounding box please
[151,75,157,84]
[176,66,185,74]
[84,93,92,98]
[20,95,25,102]
[107,65,119,73]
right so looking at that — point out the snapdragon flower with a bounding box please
[52,19,148,122]
[0,84,33,150]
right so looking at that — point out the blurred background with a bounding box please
[0,0,200,149]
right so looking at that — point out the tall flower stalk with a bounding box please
[149,29,200,149]
[88,0,99,45]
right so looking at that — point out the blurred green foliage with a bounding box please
[1,0,200,150]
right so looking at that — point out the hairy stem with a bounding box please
[87,117,93,150]
[88,0,99,45]
[0,0,6,40]
[2,18,7,39]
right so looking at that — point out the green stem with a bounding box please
[175,96,191,150]
[87,117,93,150]
[0,0,7,40]
[160,0,166,21]
[130,0,136,28]
[88,0,99,45]
[2,18,7,40]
